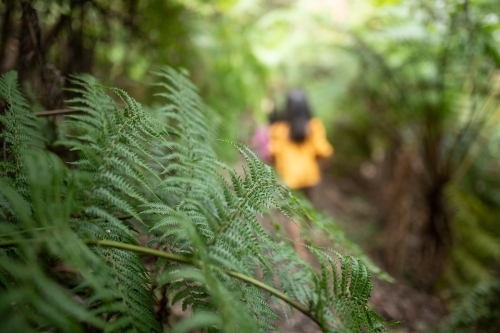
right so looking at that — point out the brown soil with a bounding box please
[281,173,449,333]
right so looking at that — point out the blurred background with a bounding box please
[2,0,500,331]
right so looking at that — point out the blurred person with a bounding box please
[269,89,333,196]
[269,89,333,259]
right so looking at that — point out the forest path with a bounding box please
[272,174,448,333]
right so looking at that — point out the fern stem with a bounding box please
[86,240,314,315]
[0,226,57,237]
[223,270,313,318]
[84,239,196,265]
[0,238,324,328]
[89,240,328,328]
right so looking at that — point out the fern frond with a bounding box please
[0,71,45,200]
[446,280,500,333]
[0,153,113,333]
[445,184,500,287]
[1,68,391,333]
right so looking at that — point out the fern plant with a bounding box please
[0,68,391,332]
[444,280,500,332]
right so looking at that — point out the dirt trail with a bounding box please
[285,173,449,333]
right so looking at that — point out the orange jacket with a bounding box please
[269,118,333,189]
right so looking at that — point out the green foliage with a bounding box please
[3,0,271,161]
[0,68,390,332]
[336,0,500,255]
[445,183,500,287]
[28,0,196,80]
[0,71,46,199]
[331,0,500,326]
[445,280,500,332]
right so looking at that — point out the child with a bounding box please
[269,89,333,197]
[268,89,333,259]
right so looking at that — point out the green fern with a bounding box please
[0,68,391,332]
[0,71,46,201]
[445,280,500,332]
[444,182,500,288]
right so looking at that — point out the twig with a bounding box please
[34,109,80,117]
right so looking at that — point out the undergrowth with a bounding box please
[0,68,391,332]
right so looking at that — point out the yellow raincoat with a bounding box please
[269,118,333,189]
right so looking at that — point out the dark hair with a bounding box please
[268,106,280,125]
[285,89,312,143]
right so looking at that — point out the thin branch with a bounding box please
[35,109,80,116]
[43,14,71,49]
[35,102,126,117]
